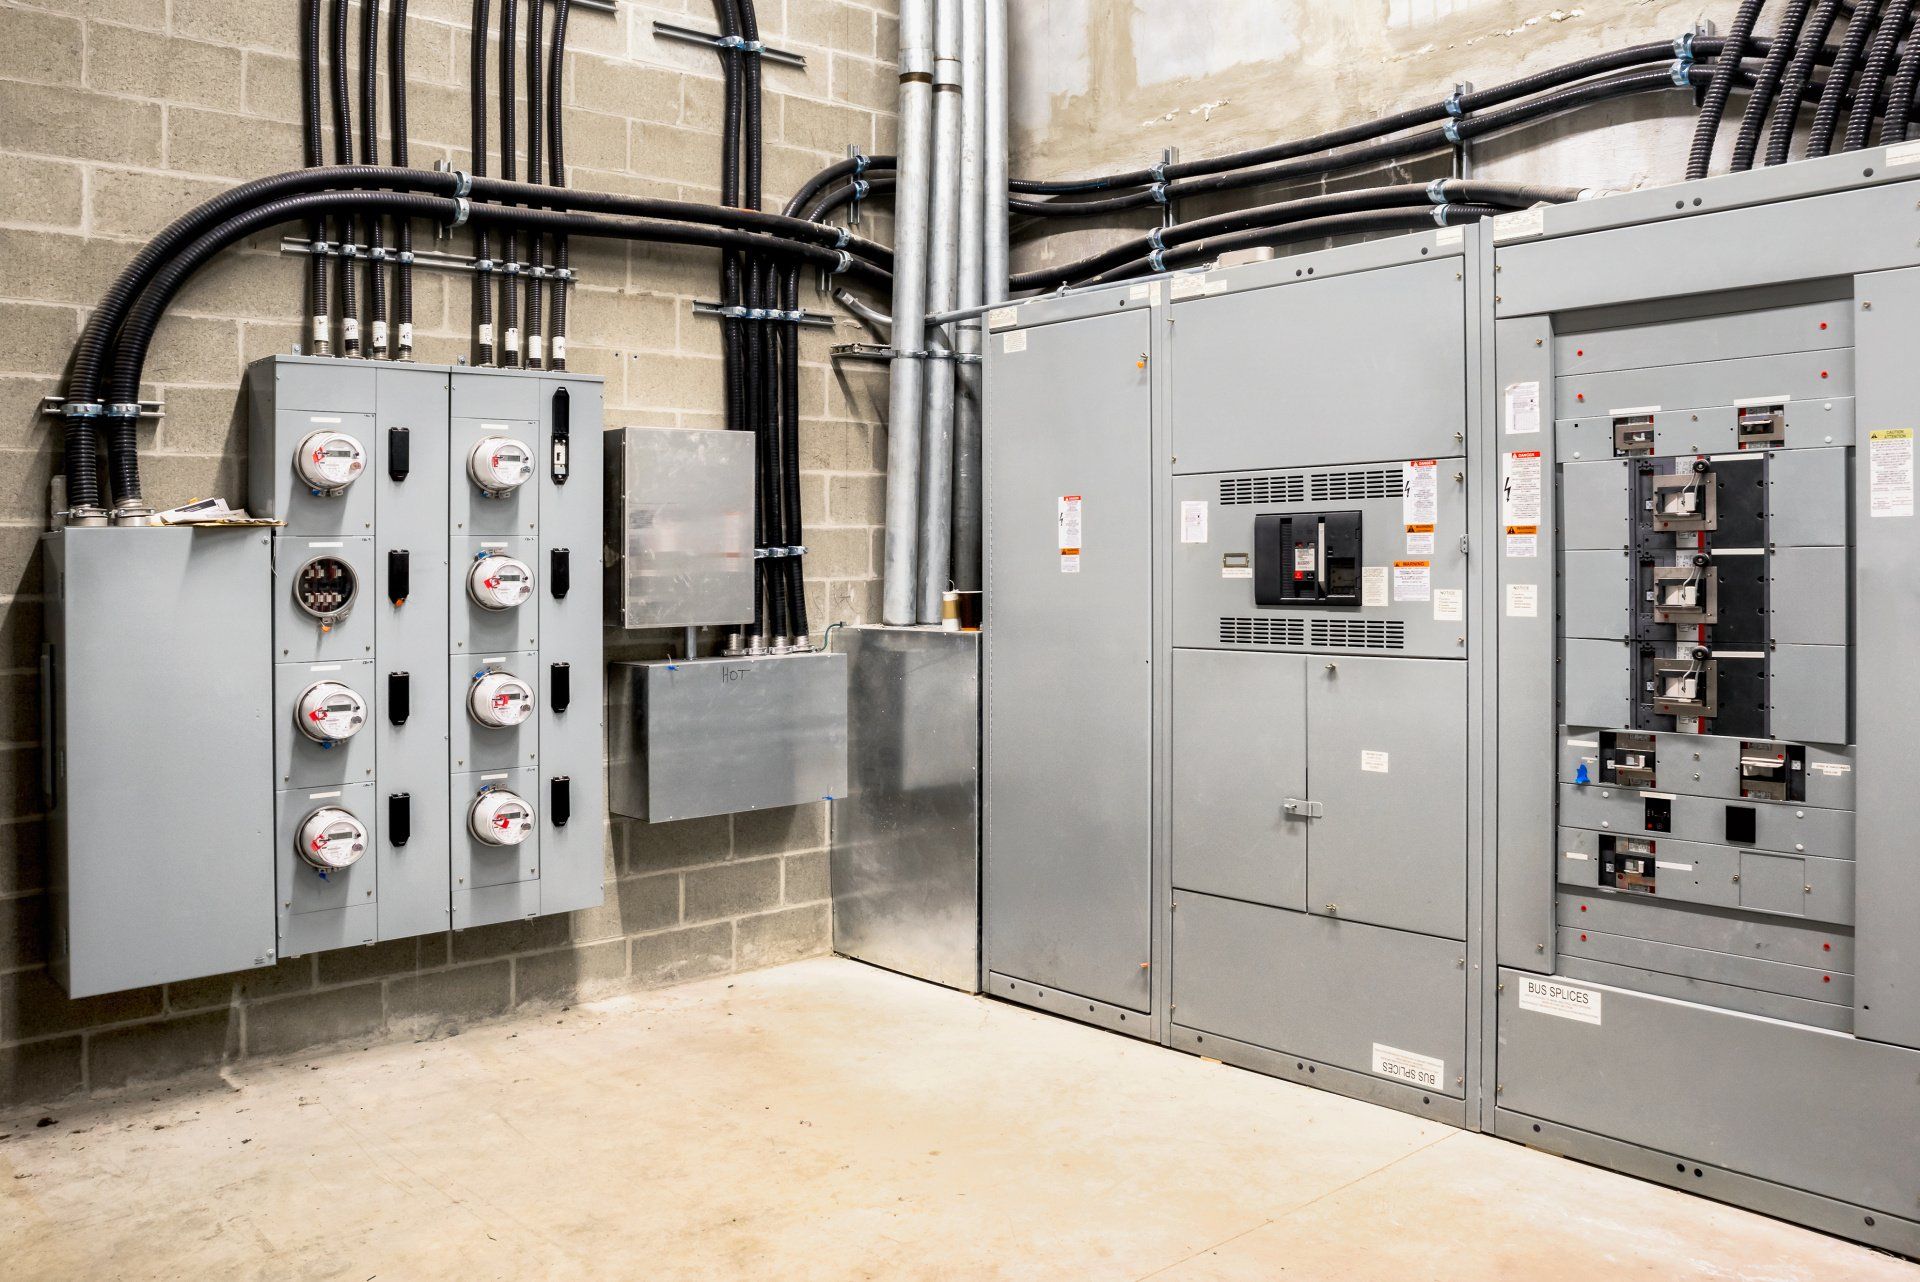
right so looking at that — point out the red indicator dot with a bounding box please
[1824,975,1832,983]
[1580,904,1588,913]
[1821,370,1830,379]
[1576,348,1585,356]
[1823,942,1832,951]
[1576,392,1586,402]
[1580,933,1589,942]
[1819,322,1829,331]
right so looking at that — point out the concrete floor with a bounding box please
[2,958,1913,1282]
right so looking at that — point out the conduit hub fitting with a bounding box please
[295,430,367,494]
[468,436,534,496]
[470,788,535,846]
[469,670,535,728]
[297,806,369,871]
[467,553,534,611]
[295,680,367,743]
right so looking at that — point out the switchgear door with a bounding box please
[983,306,1155,1013]
[1305,656,1467,939]
[1171,649,1307,909]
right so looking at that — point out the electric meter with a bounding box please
[296,806,369,871]
[469,669,535,728]
[295,680,367,743]
[295,430,366,493]
[294,555,357,626]
[468,436,535,495]
[467,553,534,611]
[470,788,535,846]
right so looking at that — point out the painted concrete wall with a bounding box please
[1007,1,1740,273]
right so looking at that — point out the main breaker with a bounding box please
[1487,153,1920,1255]
[44,357,604,997]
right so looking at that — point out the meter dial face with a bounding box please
[469,671,535,728]
[296,806,368,870]
[470,789,535,846]
[295,430,366,492]
[469,436,534,494]
[468,554,534,611]
[295,680,367,743]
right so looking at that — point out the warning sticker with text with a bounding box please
[1393,560,1431,602]
[1870,429,1914,518]
[1058,495,1082,573]
[1502,451,1543,527]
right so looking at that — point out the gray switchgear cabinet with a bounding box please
[43,357,604,997]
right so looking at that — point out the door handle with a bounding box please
[1283,798,1322,818]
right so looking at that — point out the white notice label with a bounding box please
[1492,206,1546,242]
[1433,588,1464,622]
[1505,529,1539,558]
[1563,850,1591,861]
[1434,225,1464,247]
[1887,139,1920,168]
[1371,1043,1444,1090]
[1870,429,1914,517]
[1222,565,1252,580]
[987,306,1018,330]
[1361,566,1389,608]
[1516,975,1604,1025]
[1361,750,1390,774]
[1393,560,1430,603]
[1810,761,1853,776]
[1002,330,1028,354]
[1170,274,1207,300]
[1403,459,1439,526]
[1504,381,1542,435]
[1506,583,1539,618]
[1180,499,1209,544]
[1502,450,1543,525]
[1294,546,1317,573]
[1406,529,1435,556]
[1058,495,1082,574]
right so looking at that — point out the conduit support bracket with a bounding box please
[690,300,837,328]
[277,236,586,285]
[41,396,164,422]
[829,343,979,365]
[652,21,807,69]
[1448,83,1474,180]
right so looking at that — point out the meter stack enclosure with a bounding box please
[1156,234,1489,1124]
[248,356,604,961]
[1487,153,1920,1255]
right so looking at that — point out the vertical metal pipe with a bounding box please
[951,0,986,594]
[982,0,1009,306]
[916,0,964,622]
[882,0,935,626]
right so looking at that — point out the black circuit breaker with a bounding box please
[1254,510,1362,606]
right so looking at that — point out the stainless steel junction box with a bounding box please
[981,151,1920,1254]
[604,425,756,630]
[44,357,605,996]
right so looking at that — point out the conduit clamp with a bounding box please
[368,245,389,263]
[1444,86,1467,117]
[1147,227,1167,250]
[1443,119,1463,145]
[1669,56,1694,88]
[1148,249,1167,273]
[398,249,416,265]
[449,197,471,228]
[309,239,335,257]
[340,241,359,260]
[1673,31,1696,61]
[1432,205,1454,227]
[1149,182,1169,205]
[62,401,104,419]
[851,178,871,201]
[851,153,869,177]
[450,168,473,197]
[107,402,142,419]
[832,226,851,249]
[553,266,577,282]
[1426,177,1450,204]
[475,257,496,275]
[831,250,853,276]
[502,259,521,275]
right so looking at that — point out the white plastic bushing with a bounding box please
[470,788,535,846]
[469,670,535,728]
[296,806,369,871]
[295,430,367,492]
[467,553,535,611]
[468,436,534,495]
[295,680,367,743]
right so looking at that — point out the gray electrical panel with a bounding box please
[43,357,606,997]
[1487,153,1920,1256]
[605,425,756,629]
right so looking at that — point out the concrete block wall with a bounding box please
[0,0,898,1110]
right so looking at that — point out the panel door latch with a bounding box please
[1284,797,1323,818]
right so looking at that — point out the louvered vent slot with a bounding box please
[1309,468,1404,502]
[1306,618,1406,650]
[1218,616,1308,647]
[1218,474,1308,505]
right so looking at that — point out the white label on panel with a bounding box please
[1887,139,1920,168]
[1516,975,1603,1025]
[1870,429,1913,517]
[1361,750,1390,774]
[1170,274,1207,300]
[1563,850,1590,861]
[1505,530,1538,558]
[1180,499,1209,544]
[987,306,1017,330]
[1222,566,1252,580]
[1433,588,1464,622]
[1502,450,1543,525]
[1362,566,1389,608]
[1505,583,1539,618]
[1371,1043,1444,1090]
[1393,560,1430,602]
[1434,225,1464,247]
[1492,206,1546,242]
[1058,495,1082,573]
[1655,861,1694,872]
[1294,546,1317,573]
[1128,283,1153,302]
[1504,381,1542,435]
[1811,761,1853,776]
[1002,330,1028,354]
[1406,529,1435,556]
[1403,459,1438,526]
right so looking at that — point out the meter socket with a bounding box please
[295,680,367,744]
[469,436,535,496]
[296,805,369,871]
[467,553,535,611]
[295,430,367,494]
[470,788,535,846]
[469,669,535,728]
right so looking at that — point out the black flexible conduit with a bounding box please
[1810,0,1884,155]
[714,0,751,649]
[739,0,787,645]
[330,0,360,356]
[1882,10,1920,141]
[388,0,413,359]
[500,0,520,365]
[525,0,545,368]
[1847,0,1914,148]
[1691,3,1768,179]
[546,0,571,370]
[1766,0,1846,165]
[1733,0,1815,172]
[472,0,495,365]
[301,0,330,360]
[780,265,808,643]
[360,0,386,356]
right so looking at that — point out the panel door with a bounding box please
[1306,656,1467,940]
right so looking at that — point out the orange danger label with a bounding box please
[1505,524,1538,536]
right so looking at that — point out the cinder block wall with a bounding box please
[0,0,898,1109]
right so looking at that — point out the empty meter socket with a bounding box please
[294,555,358,624]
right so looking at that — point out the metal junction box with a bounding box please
[607,652,848,823]
[1486,152,1920,1257]
[605,425,755,629]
